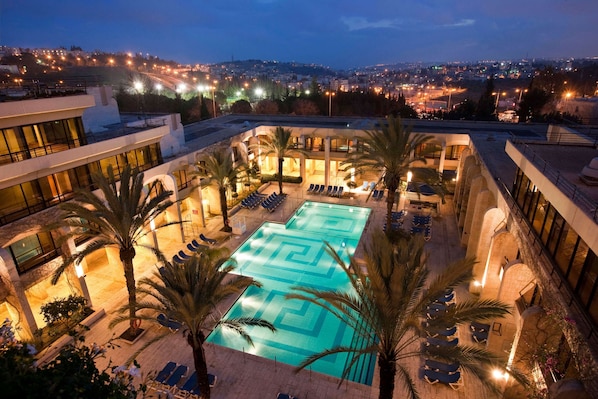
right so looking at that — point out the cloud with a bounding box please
[443,19,475,28]
[340,17,403,31]
[341,16,475,32]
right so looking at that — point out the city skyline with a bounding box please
[1,0,598,70]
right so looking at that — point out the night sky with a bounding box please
[1,0,597,69]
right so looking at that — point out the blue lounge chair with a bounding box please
[371,189,379,199]
[423,369,462,389]
[369,181,376,191]
[317,185,325,194]
[376,189,385,200]
[176,371,198,398]
[178,250,192,260]
[424,359,460,374]
[325,185,332,195]
[209,373,217,387]
[470,321,491,332]
[163,364,188,391]
[157,313,182,332]
[336,186,344,197]
[330,186,338,197]
[200,233,217,245]
[311,184,320,194]
[425,325,457,338]
[172,254,184,264]
[361,181,369,190]
[191,239,208,251]
[306,183,314,193]
[425,336,459,348]
[152,361,177,387]
[472,329,489,343]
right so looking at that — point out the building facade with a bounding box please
[0,90,596,397]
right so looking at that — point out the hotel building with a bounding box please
[0,89,596,398]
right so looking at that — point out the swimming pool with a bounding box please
[206,201,375,385]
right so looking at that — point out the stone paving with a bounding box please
[75,182,503,399]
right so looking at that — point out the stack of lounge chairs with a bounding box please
[420,288,462,390]
[150,361,217,398]
[261,193,287,212]
[411,214,432,241]
[241,191,266,209]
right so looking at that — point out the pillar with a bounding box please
[0,249,38,341]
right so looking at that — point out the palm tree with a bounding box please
[286,231,515,399]
[342,116,442,236]
[255,126,307,194]
[51,165,174,335]
[128,250,276,399]
[195,148,246,232]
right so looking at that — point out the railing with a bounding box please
[510,140,598,222]
[496,177,598,349]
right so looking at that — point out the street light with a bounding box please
[326,91,336,117]
[516,88,527,105]
[255,87,264,99]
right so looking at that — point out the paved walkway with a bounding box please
[76,182,501,399]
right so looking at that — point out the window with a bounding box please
[9,232,61,274]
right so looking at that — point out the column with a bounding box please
[0,249,38,341]
[324,136,331,187]
[438,142,447,173]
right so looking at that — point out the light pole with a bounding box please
[326,91,335,117]
[211,80,218,118]
[447,88,456,111]
[493,91,506,113]
[133,81,146,122]
[516,88,527,109]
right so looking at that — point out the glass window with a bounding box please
[569,240,590,289]
[445,145,467,160]
[99,156,120,177]
[577,250,598,307]
[555,228,579,276]
[174,169,191,191]
[9,232,60,274]
[546,212,565,255]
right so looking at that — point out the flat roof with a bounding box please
[517,142,598,203]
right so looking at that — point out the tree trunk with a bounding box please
[219,187,231,232]
[378,354,397,399]
[277,157,284,194]
[385,184,398,238]
[188,333,211,399]
[120,247,138,334]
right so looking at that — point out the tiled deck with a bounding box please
[75,182,504,399]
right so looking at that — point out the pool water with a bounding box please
[206,201,375,385]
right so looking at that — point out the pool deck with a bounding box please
[76,182,502,399]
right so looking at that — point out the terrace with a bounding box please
[43,182,504,399]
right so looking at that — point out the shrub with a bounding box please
[260,174,303,184]
[41,295,91,337]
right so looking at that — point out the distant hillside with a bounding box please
[214,59,339,76]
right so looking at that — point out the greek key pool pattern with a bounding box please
[207,202,375,385]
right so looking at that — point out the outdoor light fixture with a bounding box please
[75,261,85,278]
